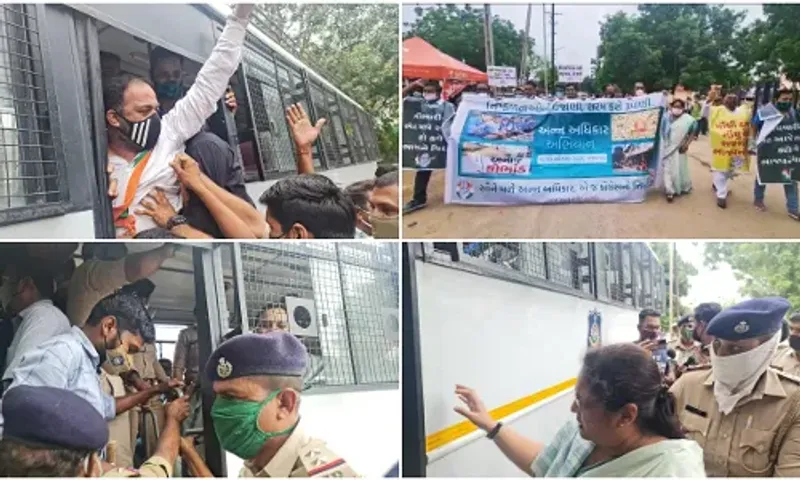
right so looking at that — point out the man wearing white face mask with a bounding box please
[670,297,800,476]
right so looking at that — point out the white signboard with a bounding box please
[487,66,517,88]
[557,64,583,83]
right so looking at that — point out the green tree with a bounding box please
[740,5,800,82]
[595,5,751,93]
[649,243,698,329]
[254,4,398,162]
[704,243,800,308]
[403,5,544,81]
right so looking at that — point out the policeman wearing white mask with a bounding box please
[670,297,800,476]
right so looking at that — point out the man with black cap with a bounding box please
[0,384,190,477]
[0,289,181,434]
[773,311,800,376]
[205,331,357,477]
[670,297,800,476]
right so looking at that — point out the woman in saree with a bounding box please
[662,99,696,202]
[454,343,705,477]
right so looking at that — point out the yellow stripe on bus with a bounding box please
[425,377,578,453]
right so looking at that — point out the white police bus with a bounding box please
[0,4,381,238]
[402,242,667,477]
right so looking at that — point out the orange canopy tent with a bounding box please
[403,37,488,83]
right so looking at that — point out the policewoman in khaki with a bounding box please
[670,297,800,476]
[204,332,357,477]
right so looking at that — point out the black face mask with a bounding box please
[114,111,162,152]
[790,335,800,352]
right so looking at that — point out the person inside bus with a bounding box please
[205,331,357,476]
[149,46,262,239]
[0,385,190,477]
[103,4,254,238]
[453,343,705,477]
[1,256,71,391]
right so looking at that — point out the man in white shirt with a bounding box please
[104,4,254,238]
[1,259,70,387]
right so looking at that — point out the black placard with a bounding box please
[402,98,448,169]
[757,115,800,184]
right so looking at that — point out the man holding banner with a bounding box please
[753,88,800,221]
[703,87,751,209]
[403,80,456,214]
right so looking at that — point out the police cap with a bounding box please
[707,297,790,341]
[204,332,308,383]
[2,385,108,450]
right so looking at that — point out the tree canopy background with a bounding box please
[254,4,398,163]
[704,243,800,309]
[649,243,697,327]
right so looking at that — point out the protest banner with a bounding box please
[709,105,751,173]
[402,97,448,170]
[756,115,800,184]
[557,65,583,84]
[487,66,517,88]
[444,93,666,205]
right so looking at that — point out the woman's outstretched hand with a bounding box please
[454,384,496,432]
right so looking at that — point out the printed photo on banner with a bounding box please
[444,93,666,206]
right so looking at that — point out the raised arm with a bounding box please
[163,5,254,145]
[454,385,543,476]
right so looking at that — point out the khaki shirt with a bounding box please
[773,347,800,377]
[100,370,134,469]
[670,366,800,476]
[132,343,170,383]
[173,326,199,382]
[102,455,172,477]
[672,341,702,367]
[240,425,357,477]
[67,259,128,327]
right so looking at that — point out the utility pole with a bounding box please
[542,4,548,94]
[668,243,675,326]
[483,4,495,68]
[551,3,556,93]
[520,4,532,83]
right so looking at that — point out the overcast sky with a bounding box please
[676,242,743,308]
[403,4,763,75]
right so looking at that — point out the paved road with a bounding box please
[402,136,800,239]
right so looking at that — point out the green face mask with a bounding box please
[681,327,694,341]
[211,389,296,459]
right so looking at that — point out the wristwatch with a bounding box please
[487,422,503,440]
[166,214,188,230]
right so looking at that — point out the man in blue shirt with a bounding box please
[0,290,180,434]
[752,88,799,220]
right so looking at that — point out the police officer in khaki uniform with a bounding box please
[670,297,800,476]
[205,332,357,477]
[131,341,171,458]
[101,365,135,468]
[0,384,189,477]
[773,312,800,376]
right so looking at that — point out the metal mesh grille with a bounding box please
[243,47,297,175]
[309,82,342,168]
[0,4,61,211]
[342,102,366,164]
[239,243,398,388]
[327,93,351,166]
[425,242,664,308]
